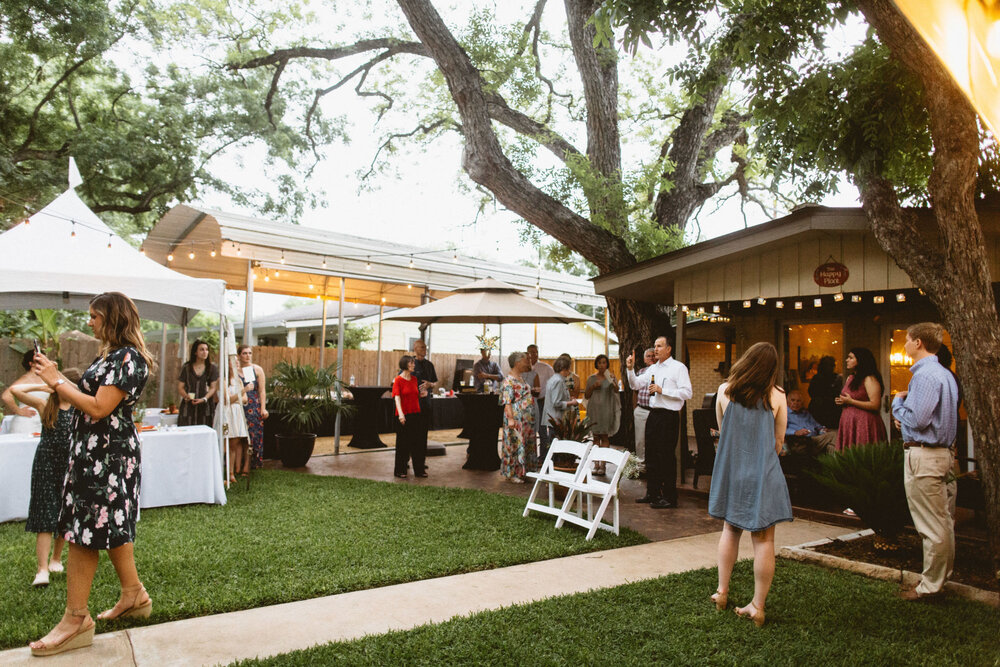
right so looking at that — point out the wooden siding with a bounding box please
[672,232,927,304]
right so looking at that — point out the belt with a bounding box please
[635,405,650,411]
[903,441,949,449]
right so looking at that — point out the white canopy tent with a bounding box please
[0,188,233,486]
[0,190,225,323]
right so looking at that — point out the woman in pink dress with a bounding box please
[835,347,887,450]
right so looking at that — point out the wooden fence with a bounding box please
[2,336,622,411]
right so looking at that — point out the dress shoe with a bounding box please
[650,498,676,509]
[898,588,943,602]
[635,495,657,504]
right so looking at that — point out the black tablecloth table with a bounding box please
[458,393,502,470]
[348,386,391,449]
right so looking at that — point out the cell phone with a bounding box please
[33,339,40,356]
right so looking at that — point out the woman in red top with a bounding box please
[392,355,426,478]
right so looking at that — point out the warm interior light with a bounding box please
[775,300,784,309]
[715,344,721,350]
[742,300,751,308]
[896,292,907,302]
[851,294,861,303]
[833,292,844,302]
[794,301,803,309]
[712,305,720,313]
[813,298,822,307]
[757,297,766,305]
[873,295,885,304]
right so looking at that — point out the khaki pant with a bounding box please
[786,429,837,457]
[633,406,650,464]
[904,447,956,595]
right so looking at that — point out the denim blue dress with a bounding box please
[708,399,793,532]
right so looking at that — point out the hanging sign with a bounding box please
[814,260,849,287]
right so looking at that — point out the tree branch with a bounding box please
[361,119,453,180]
[395,0,634,273]
[228,40,430,71]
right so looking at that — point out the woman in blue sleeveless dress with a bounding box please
[708,342,792,628]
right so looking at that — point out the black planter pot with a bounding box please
[276,433,317,468]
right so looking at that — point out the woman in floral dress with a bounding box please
[30,292,153,657]
[237,344,268,469]
[499,351,536,482]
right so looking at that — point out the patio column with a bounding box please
[243,260,254,345]
[319,280,328,367]
[675,306,686,487]
[376,301,384,385]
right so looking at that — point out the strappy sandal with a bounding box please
[97,583,152,621]
[30,607,94,656]
[735,601,765,627]
[711,589,728,611]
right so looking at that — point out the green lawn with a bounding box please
[0,470,646,650]
[236,560,1000,666]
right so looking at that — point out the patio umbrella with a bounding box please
[383,277,594,324]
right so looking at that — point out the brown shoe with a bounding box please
[898,588,943,602]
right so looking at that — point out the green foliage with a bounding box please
[0,470,646,650]
[548,410,592,443]
[0,0,338,231]
[267,360,350,433]
[326,323,376,350]
[809,441,912,540]
[1,308,89,361]
[240,561,999,666]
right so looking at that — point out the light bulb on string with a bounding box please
[188,250,195,260]
[322,256,327,268]
[452,252,458,263]
[409,255,414,268]
[280,250,285,264]
[210,245,216,258]
[263,270,269,282]
[236,244,242,256]
[71,222,76,237]
[107,234,113,249]
[140,246,146,256]
[274,270,280,278]
[407,284,412,289]
[167,252,174,262]
[366,257,372,270]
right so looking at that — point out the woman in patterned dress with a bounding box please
[176,339,219,427]
[237,344,268,469]
[29,292,153,657]
[11,367,81,587]
[499,351,536,483]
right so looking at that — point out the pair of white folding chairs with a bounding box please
[522,438,631,540]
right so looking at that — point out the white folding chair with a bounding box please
[555,447,631,540]
[523,439,592,519]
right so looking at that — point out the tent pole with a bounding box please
[220,315,228,490]
[180,309,189,363]
[376,301,384,385]
[334,277,344,455]
[243,260,254,345]
[157,323,168,407]
[319,283,328,367]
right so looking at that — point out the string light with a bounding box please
[322,256,327,268]
[712,305,720,313]
[107,234,113,249]
[757,297,766,305]
[274,270,280,278]
[813,298,822,307]
[896,293,906,302]
[210,245,216,258]
[308,283,314,290]
[873,295,884,304]
[167,252,174,262]
[188,250,195,260]
[409,255,414,268]
[794,301,803,310]
[140,246,146,256]
[280,250,286,264]
[407,284,412,289]
[366,257,371,270]
[70,222,76,237]
[742,300,751,308]
[381,296,386,303]
[833,292,844,302]
[263,270,269,282]
[236,244,242,256]
[851,294,862,303]
[775,300,784,309]
[453,252,458,263]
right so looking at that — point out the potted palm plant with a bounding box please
[268,361,351,467]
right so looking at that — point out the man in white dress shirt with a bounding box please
[626,336,692,509]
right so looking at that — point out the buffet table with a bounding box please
[0,425,226,524]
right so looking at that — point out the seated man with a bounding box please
[784,390,837,456]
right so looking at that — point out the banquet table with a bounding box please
[347,386,391,449]
[0,425,226,524]
[458,393,502,470]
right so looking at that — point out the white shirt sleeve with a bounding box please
[627,367,646,390]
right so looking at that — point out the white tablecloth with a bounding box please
[0,415,13,435]
[0,425,226,524]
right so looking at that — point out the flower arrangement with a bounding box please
[475,333,500,351]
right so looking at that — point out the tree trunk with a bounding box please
[857,0,1000,568]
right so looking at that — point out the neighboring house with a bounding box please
[234,300,618,361]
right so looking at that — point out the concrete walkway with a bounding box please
[0,519,845,666]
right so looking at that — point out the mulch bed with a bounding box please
[812,532,998,592]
